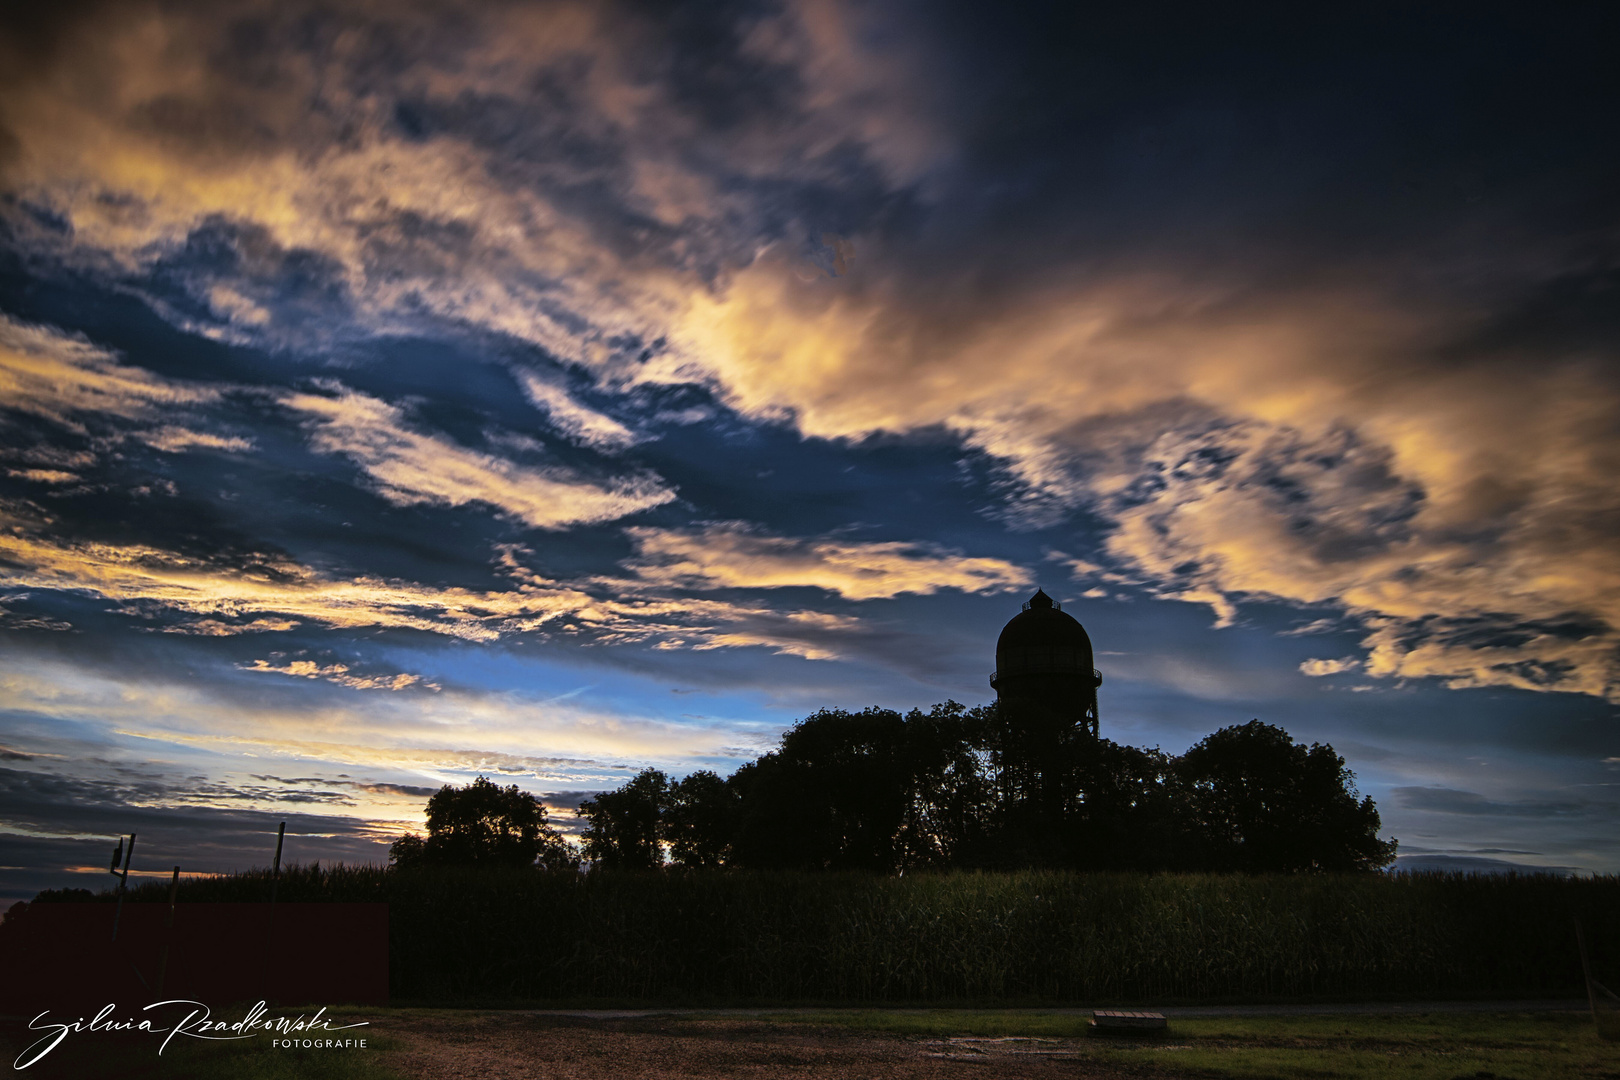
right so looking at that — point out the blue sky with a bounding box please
[1,0,1617,904]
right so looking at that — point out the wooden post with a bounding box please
[270,822,285,905]
[1571,913,1620,1042]
[266,822,285,1006]
[155,866,179,994]
[110,833,135,943]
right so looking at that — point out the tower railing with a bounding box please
[990,667,1102,687]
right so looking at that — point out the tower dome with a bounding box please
[991,589,1101,736]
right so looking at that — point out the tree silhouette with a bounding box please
[664,770,737,868]
[577,768,669,869]
[728,703,996,872]
[390,776,577,870]
[1176,720,1397,872]
[546,709,1398,875]
[892,701,997,869]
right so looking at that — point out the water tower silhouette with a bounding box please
[990,589,1101,736]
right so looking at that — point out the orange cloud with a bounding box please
[284,387,672,529]
[4,0,1616,703]
[0,316,255,471]
[0,316,218,429]
[1300,657,1361,677]
[625,524,1030,600]
[513,371,639,450]
[239,659,436,692]
[0,507,881,660]
[653,244,1620,698]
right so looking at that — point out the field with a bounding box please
[3,1006,1616,1079]
[46,866,1620,1004]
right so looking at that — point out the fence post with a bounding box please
[155,866,179,994]
[270,822,285,906]
[266,822,285,1005]
[110,833,135,943]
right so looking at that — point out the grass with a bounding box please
[13,1002,1610,1079]
[758,1008,1620,1078]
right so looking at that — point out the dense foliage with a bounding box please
[577,705,1396,874]
[45,865,1619,1004]
[389,775,576,870]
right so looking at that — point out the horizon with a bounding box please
[2,1,1617,907]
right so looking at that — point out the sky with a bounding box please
[1,0,1617,905]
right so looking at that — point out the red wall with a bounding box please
[0,903,388,1013]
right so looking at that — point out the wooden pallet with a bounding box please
[1090,1010,1168,1032]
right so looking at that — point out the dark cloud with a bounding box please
[251,775,438,799]
[357,782,439,798]
[539,789,605,812]
[917,3,1620,262]
[0,765,395,909]
[1392,786,1596,819]
[1389,854,1580,876]
[1,0,1619,877]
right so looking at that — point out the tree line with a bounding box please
[392,703,1397,875]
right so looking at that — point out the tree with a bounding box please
[390,776,577,870]
[663,770,737,868]
[892,701,997,869]
[727,707,914,871]
[1053,736,1190,871]
[727,703,997,872]
[1175,720,1398,872]
[577,768,669,868]
[563,708,1398,876]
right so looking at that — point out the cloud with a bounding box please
[0,0,942,364]
[514,370,638,450]
[0,766,403,891]
[623,523,1031,600]
[138,427,254,454]
[2,0,1617,710]
[1300,657,1361,677]
[1389,854,1580,876]
[0,506,875,658]
[0,316,255,483]
[283,386,672,529]
[1281,619,1343,637]
[653,248,1620,701]
[0,316,218,431]
[165,618,302,636]
[250,775,440,800]
[1392,786,1589,819]
[1091,421,1620,699]
[5,469,77,484]
[239,659,435,692]
[0,658,766,779]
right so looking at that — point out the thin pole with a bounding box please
[155,866,179,994]
[270,822,285,905]
[266,823,286,1006]
[110,833,135,943]
[1576,916,1599,1030]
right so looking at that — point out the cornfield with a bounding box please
[90,867,1617,1004]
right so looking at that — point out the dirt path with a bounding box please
[372,1013,1138,1080]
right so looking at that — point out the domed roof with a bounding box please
[995,589,1094,671]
